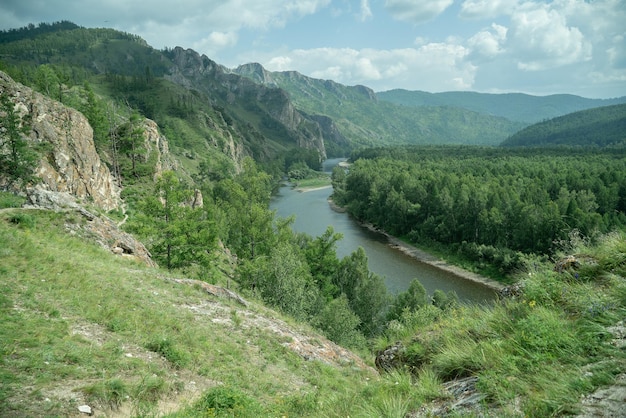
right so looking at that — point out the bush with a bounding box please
[8,212,35,229]
[145,337,189,369]
[176,386,265,417]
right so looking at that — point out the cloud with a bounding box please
[459,0,519,19]
[508,4,592,71]
[264,42,476,91]
[385,0,453,24]
[467,24,507,60]
[0,0,332,51]
[358,0,373,22]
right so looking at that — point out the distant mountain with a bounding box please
[234,63,526,148]
[377,89,626,124]
[500,103,626,147]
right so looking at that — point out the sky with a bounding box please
[1,0,625,98]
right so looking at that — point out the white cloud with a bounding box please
[460,0,519,19]
[359,0,373,22]
[265,42,476,91]
[385,0,453,24]
[508,4,592,70]
[467,23,507,60]
[192,31,238,57]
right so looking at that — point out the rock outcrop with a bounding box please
[0,71,121,211]
[141,118,175,179]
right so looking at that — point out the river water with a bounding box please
[270,159,497,304]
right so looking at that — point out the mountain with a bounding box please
[234,63,526,148]
[0,23,338,166]
[377,89,626,124]
[500,103,626,147]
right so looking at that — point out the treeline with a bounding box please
[332,146,626,274]
[0,21,80,44]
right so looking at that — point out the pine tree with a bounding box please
[0,92,36,181]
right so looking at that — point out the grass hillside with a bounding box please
[0,207,378,417]
[2,204,626,417]
[501,103,626,148]
[377,89,626,124]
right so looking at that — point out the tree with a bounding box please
[0,92,36,181]
[313,295,365,348]
[246,242,318,320]
[334,247,390,336]
[118,110,146,178]
[387,279,429,322]
[132,171,217,274]
[303,226,343,300]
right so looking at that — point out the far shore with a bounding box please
[295,184,333,193]
[327,197,505,292]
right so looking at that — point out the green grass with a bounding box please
[1,208,625,417]
[0,209,375,417]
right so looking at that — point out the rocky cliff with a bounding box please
[166,47,327,159]
[0,70,121,211]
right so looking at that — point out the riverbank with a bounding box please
[327,197,504,292]
[295,185,332,193]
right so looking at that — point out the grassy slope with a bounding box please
[2,207,626,417]
[0,209,379,417]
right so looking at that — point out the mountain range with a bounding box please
[2,21,624,166]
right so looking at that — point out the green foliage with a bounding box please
[145,337,190,369]
[0,92,37,182]
[502,103,626,147]
[387,279,429,322]
[127,171,217,274]
[174,386,265,417]
[313,295,365,349]
[336,146,626,275]
[7,212,35,229]
[82,378,127,409]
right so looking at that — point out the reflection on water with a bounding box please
[271,164,496,303]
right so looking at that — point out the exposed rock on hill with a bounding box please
[0,71,121,211]
[166,47,329,159]
[141,118,176,179]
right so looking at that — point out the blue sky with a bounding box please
[1,0,625,98]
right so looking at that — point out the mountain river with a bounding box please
[270,159,498,304]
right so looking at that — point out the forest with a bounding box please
[333,146,626,276]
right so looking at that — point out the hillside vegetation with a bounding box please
[335,146,626,279]
[377,89,626,124]
[501,103,626,147]
[234,64,525,148]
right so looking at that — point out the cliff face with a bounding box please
[0,71,121,211]
[166,47,327,160]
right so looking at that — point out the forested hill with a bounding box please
[0,22,343,163]
[500,103,626,147]
[233,63,526,148]
[377,89,626,124]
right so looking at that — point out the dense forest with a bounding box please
[333,146,626,276]
[501,103,626,147]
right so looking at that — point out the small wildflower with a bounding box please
[528,300,536,308]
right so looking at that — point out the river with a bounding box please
[270,159,498,304]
